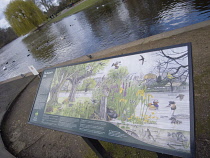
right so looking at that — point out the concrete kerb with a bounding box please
[0,76,36,158]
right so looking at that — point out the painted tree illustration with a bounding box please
[46,61,108,109]
[156,48,189,92]
[156,60,164,83]
[66,61,107,104]
[107,67,129,84]
[93,67,129,120]
[46,67,70,107]
[78,78,96,92]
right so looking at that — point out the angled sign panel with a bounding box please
[29,43,194,158]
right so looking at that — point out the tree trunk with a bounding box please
[48,84,59,105]
[48,74,68,105]
[68,84,77,103]
[170,80,173,92]
[100,96,107,121]
[67,70,94,105]
[99,88,109,121]
[68,77,79,105]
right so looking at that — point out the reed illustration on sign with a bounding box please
[45,45,191,153]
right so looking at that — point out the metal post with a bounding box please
[157,152,174,158]
[82,137,111,158]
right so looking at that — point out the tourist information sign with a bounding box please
[29,43,195,158]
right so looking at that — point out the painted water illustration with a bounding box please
[45,45,191,153]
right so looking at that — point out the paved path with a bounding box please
[0,75,35,158]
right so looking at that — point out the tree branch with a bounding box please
[170,65,188,76]
[160,50,188,60]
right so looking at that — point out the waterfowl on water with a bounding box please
[3,66,7,70]
[5,62,8,64]
[27,54,30,57]
[20,74,26,78]
[86,55,92,59]
[60,36,66,40]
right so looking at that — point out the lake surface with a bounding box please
[1,0,210,82]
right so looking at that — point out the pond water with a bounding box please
[1,0,210,82]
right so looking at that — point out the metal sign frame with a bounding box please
[28,43,195,158]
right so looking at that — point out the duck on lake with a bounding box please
[3,66,7,71]
[60,36,66,40]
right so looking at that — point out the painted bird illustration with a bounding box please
[176,94,185,101]
[166,101,176,116]
[167,72,175,79]
[170,117,182,124]
[139,55,145,65]
[112,61,121,69]
[148,100,159,110]
[168,132,188,143]
[107,107,118,120]
[145,129,155,141]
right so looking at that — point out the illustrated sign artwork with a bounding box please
[29,43,194,158]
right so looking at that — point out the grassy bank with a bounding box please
[50,0,103,24]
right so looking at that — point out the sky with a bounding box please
[0,0,10,28]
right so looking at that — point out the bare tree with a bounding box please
[155,48,189,91]
[37,0,54,11]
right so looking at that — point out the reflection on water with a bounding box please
[0,0,210,81]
